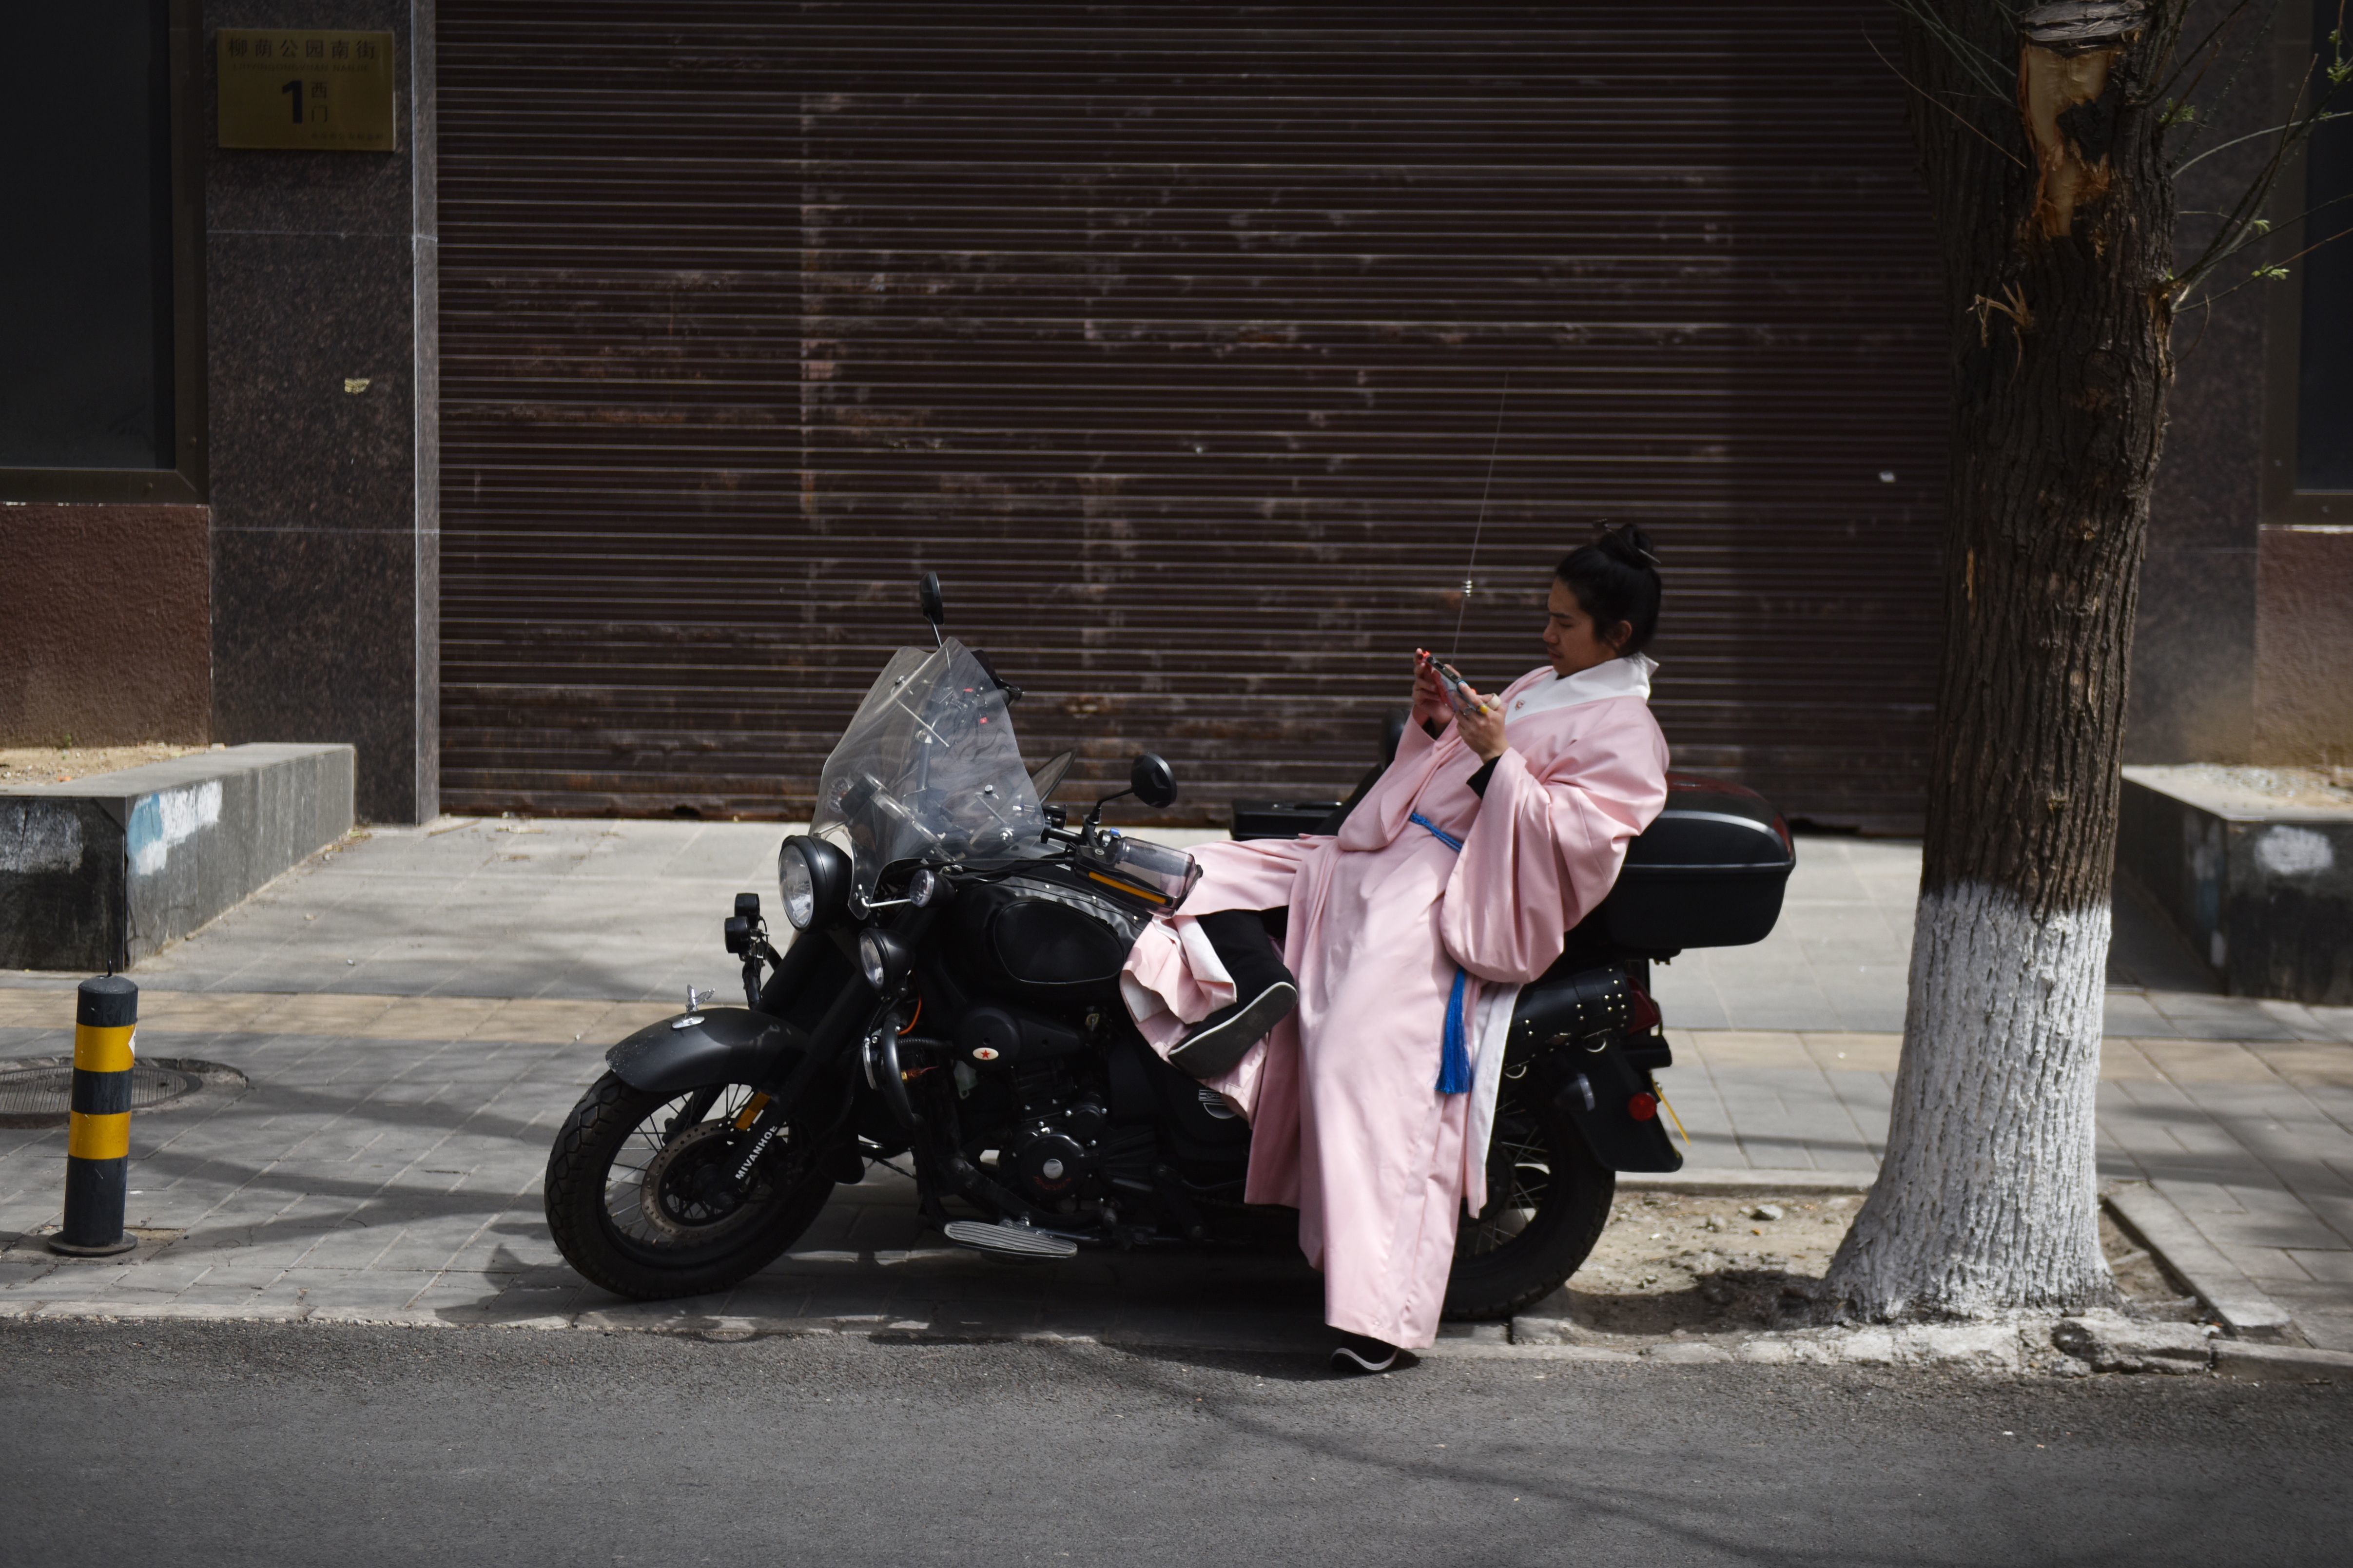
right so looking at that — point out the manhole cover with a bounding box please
[0,1057,235,1128]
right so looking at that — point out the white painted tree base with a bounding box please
[1822,881,2119,1318]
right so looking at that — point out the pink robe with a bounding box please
[1121,658,1670,1348]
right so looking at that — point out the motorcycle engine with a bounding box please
[1005,1087,1108,1207]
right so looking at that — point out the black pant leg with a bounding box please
[1197,908,1294,996]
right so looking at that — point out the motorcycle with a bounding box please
[544,576,1795,1319]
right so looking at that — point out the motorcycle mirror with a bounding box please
[1029,749,1075,801]
[1129,752,1178,810]
[917,572,946,643]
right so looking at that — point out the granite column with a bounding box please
[203,1,436,823]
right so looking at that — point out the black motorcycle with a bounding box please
[544,578,1794,1318]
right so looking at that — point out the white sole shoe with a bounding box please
[1168,981,1297,1081]
[1331,1342,1399,1374]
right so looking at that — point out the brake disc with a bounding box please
[637,1120,761,1243]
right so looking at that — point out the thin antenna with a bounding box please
[1448,374,1511,662]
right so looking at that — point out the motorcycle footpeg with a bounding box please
[941,1220,1080,1260]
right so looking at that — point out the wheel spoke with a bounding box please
[1456,1075,1580,1260]
[601,1083,795,1251]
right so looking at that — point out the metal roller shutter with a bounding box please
[439,1,1944,830]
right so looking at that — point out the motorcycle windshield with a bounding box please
[810,638,1049,902]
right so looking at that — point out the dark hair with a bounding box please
[1554,523,1662,656]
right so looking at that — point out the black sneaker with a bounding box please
[1167,981,1297,1082]
[1330,1332,1406,1374]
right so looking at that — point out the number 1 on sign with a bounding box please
[282,79,303,123]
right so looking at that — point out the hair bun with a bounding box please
[1595,522,1660,571]
[1556,522,1664,656]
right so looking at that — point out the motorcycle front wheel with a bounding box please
[1442,1065,1616,1321]
[544,1072,836,1300]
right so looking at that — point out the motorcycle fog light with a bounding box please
[857,929,910,993]
[779,849,817,929]
[907,868,939,908]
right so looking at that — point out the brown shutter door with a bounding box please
[440,3,1944,831]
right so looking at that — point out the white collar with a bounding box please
[1506,654,1655,720]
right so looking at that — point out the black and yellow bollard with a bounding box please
[49,975,139,1257]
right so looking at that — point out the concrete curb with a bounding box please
[2213,1341,2353,1382]
[1422,1341,1641,1362]
[0,1294,2043,1374]
[1620,1167,1876,1196]
[13,1295,2342,1386]
[2103,1182,2297,1339]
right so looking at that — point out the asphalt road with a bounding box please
[5,1320,2347,1568]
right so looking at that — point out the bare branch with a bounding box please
[2266,219,2353,268]
[2192,187,2353,235]
[2180,187,2353,281]
[2174,111,2346,174]
[2169,45,2347,297]
[2139,0,2200,86]
[1885,0,2018,99]
[1865,29,2031,168]
[2178,221,2353,309]
[2148,0,2265,107]
[2179,108,2332,281]
[2162,0,2290,166]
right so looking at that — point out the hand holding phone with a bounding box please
[1416,648,1480,717]
[1412,649,1451,729]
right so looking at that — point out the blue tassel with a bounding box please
[1437,967,1473,1094]
[1409,811,1464,853]
[1411,812,1475,1095]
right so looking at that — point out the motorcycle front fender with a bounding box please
[605,1007,805,1097]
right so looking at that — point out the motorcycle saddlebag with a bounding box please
[1512,964,1681,1173]
[951,872,1145,1005]
[1599,772,1794,953]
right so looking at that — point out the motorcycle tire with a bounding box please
[545,1071,836,1301]
[1442,1069,1616,1321]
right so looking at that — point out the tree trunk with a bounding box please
[1823,1,2176,1317]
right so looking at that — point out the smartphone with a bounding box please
[1418,649,1481,716]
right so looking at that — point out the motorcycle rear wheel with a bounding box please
[1442,1067,1616,1321]
[545,1072,836,1300]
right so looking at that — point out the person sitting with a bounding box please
[1118,523,1671,1373]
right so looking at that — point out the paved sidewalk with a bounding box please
[0,818,2347,1350]
[29,818,2336,1044]
[1648,835,2353,1043]
[0,988,1329,1349]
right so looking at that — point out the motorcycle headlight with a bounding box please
[779,852,816,929]
[778,835,851,931]
[857,929,911,993]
